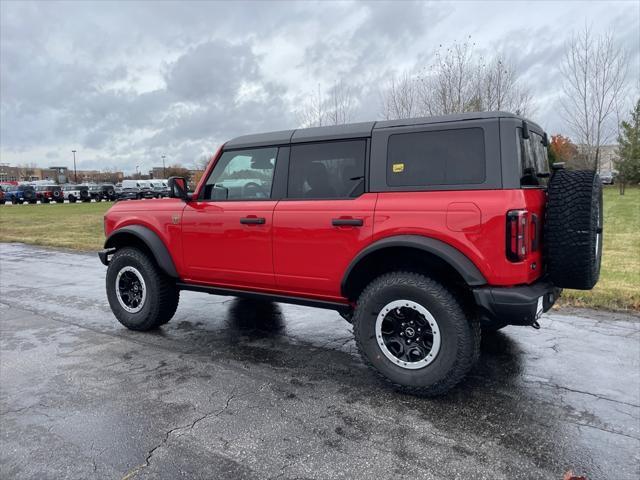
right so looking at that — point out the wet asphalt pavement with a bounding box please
[0,243,638,480]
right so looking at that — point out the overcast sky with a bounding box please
[1,0,639,174]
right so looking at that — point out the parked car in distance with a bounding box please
[62,184,91,203]
[117,187,141,201]
[150,180,169,198]
[100,111,603,396]
[99,184,118,201]
[3,184,37,204]
[600,171,614,185]
[35,184,64,203]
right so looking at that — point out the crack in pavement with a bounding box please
[120,383,269,480]
[522,379,640,408]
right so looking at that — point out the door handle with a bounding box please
[240,217,266,225]
[332,218,363,227]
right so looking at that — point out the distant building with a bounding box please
[0,163,123,184]
[44,166,69,183]
[150,167,166,179]
[575,144,619,174]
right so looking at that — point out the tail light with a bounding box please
[506,210,528,262]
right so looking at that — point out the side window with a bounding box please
[202,147,277,200]
[386,128,485,186]
[517,129,549,187]
[287,140,366,199]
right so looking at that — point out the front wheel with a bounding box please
[106,247,180,331]
[353,271,480,396]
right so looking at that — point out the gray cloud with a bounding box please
[1,0,638,174]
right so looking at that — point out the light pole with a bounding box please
[161,155,166,179]
[71,150,77,184]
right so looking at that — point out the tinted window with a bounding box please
[386,128,485,186]
[202,147,277,200]
[288,140,366,199]
[517,129,549,187]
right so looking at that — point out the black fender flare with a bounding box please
[341,235,487,297]
[102,225,178,278]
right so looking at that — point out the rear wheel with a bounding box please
[42,198,50,204]
[353,271,480,396]
[106,247,180,331]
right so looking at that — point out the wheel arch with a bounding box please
[341,235,487,301]
[103,225,178,278]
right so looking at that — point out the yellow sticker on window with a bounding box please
[392,163,404,173]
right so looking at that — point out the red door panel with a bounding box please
[181,201,276,288]
[273,194,377,299]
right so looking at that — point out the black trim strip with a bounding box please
[176,282,351,313]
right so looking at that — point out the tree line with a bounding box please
[297,27,637,192]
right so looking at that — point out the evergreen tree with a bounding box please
[615,99,640,195]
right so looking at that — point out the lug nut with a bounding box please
[399,332,404,336]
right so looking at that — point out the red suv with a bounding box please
[100,112,602,395]
[36,185,64,203]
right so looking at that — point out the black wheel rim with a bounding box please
[115,266,146,313]
[375,300,441,369]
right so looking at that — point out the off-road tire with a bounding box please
[42,198,50,204]
[69,196,77,203]
[545,169,603,290]
[353,271,480,396]
[106,247,179,331]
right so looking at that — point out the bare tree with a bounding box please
[418,41,478,115]
[298,82,354,127]
[382,40,533,120]
[298,84,326,127]
[480,57,533,116]
[18,163,36,181]
[382,73,419,119]
[560,26,628,171]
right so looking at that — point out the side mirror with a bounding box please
[168,176,188,200]
[521,120,530,139]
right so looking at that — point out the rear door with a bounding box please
[273,139,376,299]
[182,147,285,289]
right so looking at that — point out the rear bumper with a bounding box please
[473,280,561,326]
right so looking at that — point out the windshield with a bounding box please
[517,128,549,187]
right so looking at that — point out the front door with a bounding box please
[273,139,375,299]
[182,146,280,289]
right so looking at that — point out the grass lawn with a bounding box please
[0,202,111,251]
[560,186,640,311]
[1,187,638,311]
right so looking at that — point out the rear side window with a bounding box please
[287,140,366,199]
[386,128,485,186]
[517,129,549,187]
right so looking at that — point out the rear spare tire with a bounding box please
[545,169,603,290]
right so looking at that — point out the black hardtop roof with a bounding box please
[224,111,541,150]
